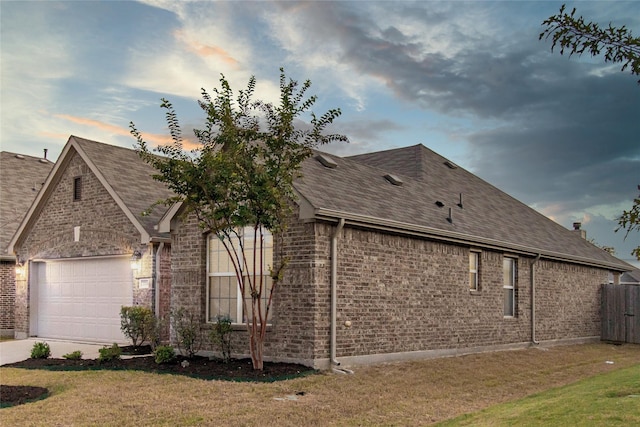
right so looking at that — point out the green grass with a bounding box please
[439,364,640,426]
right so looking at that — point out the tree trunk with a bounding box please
[249,322,264,370]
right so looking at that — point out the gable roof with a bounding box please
[0,152,54,260]
[294,144,631,272]
[621,268,640,284]
[9,136,174,253]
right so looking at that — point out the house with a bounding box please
[0,151,54,338]
[10,137,632,369]
[8,136,173,342]
[621,268,640,285]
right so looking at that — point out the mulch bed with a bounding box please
[1,346,316,408]
[1,385,49,408]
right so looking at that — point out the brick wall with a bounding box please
[534,259,604,340]
[171,208,607,367]
[13,150,153,336]
[0,261,15,337]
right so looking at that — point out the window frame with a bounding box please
[206,227,273,325]
[469,250,480,292]
[503,256,517,317]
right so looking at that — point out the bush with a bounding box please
[120,306,154,348]
[62,350,83,360]
[210,315,233,363]
[154,345,176,364]
[30,341,51,359]
[148,313,168,351]
[98,343,122,362]
[170,307,203,359]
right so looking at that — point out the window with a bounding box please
[207,227,273,324]
[469,251,479,291]
[73,176,82,201]
[503,257,516,317]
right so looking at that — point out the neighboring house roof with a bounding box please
[9,136,175,253]
[294,144,632,272]
[0,151,54,260]
[621,268,640,284]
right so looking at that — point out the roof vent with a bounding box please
[384,173,403,186]
[15,154,25,160]
[447,207,453,223]
[457,193,463,209]
[316,154,338,169]
[435,201,445,207]
[444,160,458,169]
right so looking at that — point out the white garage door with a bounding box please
[32,257,133,343]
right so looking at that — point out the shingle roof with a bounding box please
[0,151,53,259]
[621,268,640,284]
[13,137,628,271]
[294,144,631,271]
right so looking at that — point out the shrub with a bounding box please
[98,343,122,362]
[120,306,154,348]
[210,315,233,363]
[170,307,203,359]
[62,350,83,360]
[154,345,176,364]
[148,313,168,351]
[30,341,51,359]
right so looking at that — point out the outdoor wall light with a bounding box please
[15,257,25,278]
[130,250,142,270]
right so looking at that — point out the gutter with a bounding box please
[330,218,352,374]
[531,253,541,345]
[311,208,630,272]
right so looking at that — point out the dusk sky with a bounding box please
[1,1,638,266]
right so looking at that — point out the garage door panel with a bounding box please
[34,257,132,343]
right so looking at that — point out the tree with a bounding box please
[539,4,640,83]
[130,69,346,370]
[541,6,640,260]
[617,186,640,261]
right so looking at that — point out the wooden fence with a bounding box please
[601,283,640,344]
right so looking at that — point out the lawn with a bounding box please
[1,343,639,426]
[439,364,640,426]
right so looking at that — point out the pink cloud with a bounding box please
[55,114,200,151]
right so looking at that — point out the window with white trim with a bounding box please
[503,257,516,317]
[469,251,479,291]
[207,227,273,324]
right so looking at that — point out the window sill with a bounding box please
[204,323,272,331]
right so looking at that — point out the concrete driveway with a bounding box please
[0,338,105,365]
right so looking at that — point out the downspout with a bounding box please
[531,253,541,345]
[331,218,352,373]
[154,242,164,318]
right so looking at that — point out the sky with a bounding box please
[1,0,638,266]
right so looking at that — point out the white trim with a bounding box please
[503,257,516,317]
[469,251,479,291]
[157,202,182,233]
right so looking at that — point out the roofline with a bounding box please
[310,207,632,272]
[157,202,183,233]
[8,136,151,254]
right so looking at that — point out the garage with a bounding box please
[31,256,132,343]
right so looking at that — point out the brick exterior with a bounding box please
[0,261,16,337]
[13,150,161,338]
[173,206,608,368]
